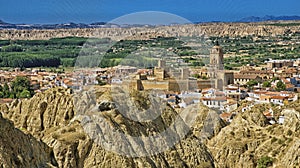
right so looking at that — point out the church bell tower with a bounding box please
[208,42,233,91]
[209,42,224,71]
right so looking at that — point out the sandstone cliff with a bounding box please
[1,87,300,167]
[208,104,300,168]
[0,112,57,168]
[1,22,299,40]
[0,87,218,167]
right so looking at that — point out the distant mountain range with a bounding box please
[1,15,300,29]
[0,20,117,29]
[238,15,300,22]
[0,20,163,30]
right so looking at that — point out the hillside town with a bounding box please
[1,44,299,125]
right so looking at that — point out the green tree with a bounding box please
[257,156,273,168]
[10,76,33,98]
[11,76,30,92]
[192,61,205,67]
[275,80,286,91]
[0,91,4,98]
[271,77,279,82]
[19,89,31,98]
[262,81,271,87]
[3,83,10,98]
[246,80,258,90]
[191,74,200,79]
[2,44,23,52]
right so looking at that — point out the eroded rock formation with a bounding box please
[1,22,299,40]
[1,87,300,167]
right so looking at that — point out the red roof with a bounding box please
[271,96,287,100]
[263,111,273,118]
[220,113,232,119]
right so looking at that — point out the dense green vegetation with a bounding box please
[210,33,300,70]
[246,80,259,90]
[1,32,299,69]
[97,37,202,68]
[0,37,88,68]
[0,36,200,68]
[257,156,273,168]
[0,76,33,98]
[262,81,271,87]
[275,80,286,91]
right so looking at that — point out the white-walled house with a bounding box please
[270,96,288,106]
[111,78,122,84]
[201,96,227,110]
[224,102,238,112]
[278,116,285,124]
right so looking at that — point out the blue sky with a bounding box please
[0,0,300,24]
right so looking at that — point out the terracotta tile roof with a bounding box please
[281,78,290,83]
[254,91,268,94]
[271,96,288,100]
[240,70,274,74]
[265,91,280,95]
[220,113,232,119]
[263,111,273,118]
[286,84,294,88]
[260,95,272,99]
[288,94,295,98]
[234,74,260,79]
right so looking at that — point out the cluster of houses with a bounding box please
[0,68,75,104]
[0,62,299,126]
[158,84,297,110]
[233,59,300,90]
[0,69,54,90]
[1,44,300,126]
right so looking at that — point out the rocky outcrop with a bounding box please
[71,88,216,167]
[180,103,226,142]
[1,22,299,40]
[0,112,57,168]
[0,87,216,167]
[282,108,300,132]
[2,87,300,167]
[280,139,300,167]
[208,104,300,168]
[0,88,74,138]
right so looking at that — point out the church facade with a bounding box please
[208,44,234,90]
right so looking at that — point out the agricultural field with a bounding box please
[212,31,300,70]
[1,31,300,70]
[0,36,204,69]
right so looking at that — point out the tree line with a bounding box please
[0,76,33,98]
[0,36,199,68]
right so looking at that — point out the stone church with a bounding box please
[208,43,234,90]
[126,43,234,92]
